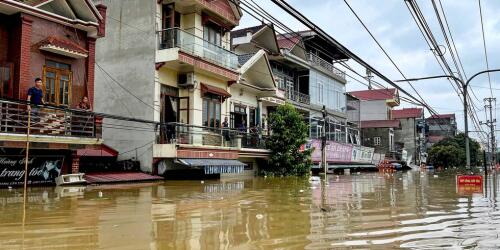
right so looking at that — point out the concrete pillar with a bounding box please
[17,15,33,100]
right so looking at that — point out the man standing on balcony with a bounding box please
[27,78,45,122]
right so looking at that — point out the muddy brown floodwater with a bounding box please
[0,170,499,249]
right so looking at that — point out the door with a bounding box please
[161,3,181,48]
[0,62,13,98]
[43,66,72,107]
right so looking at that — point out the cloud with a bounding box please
[239,0,500,140]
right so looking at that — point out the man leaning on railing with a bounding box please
[26,77,45,123]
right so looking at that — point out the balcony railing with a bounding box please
[285,89,310,105]
[157,28,239,70]
[0,100,101,138]
[156,123,267,150]
[307,53,346,80]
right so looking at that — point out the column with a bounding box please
[71,154,80,174]
[17,15,33,99]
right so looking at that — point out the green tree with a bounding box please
[428,133,482,167]
[262,104,312,176]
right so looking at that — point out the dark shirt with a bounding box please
[27,87,43,105]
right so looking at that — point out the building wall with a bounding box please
[94,0,157,172]
[346,97,360,125]
[359,100,390,121]
[309,69,346,113]
[0,14,10,62]
[361,127,391,154]
[26,15,89,106]
[394,118,417,163]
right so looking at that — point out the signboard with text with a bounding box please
[456,175,483,195]
[310,139,353,163]
[0,156,64,186]
[351,145,375,164]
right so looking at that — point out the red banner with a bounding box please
[456,175,483,194]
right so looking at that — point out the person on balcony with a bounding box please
[77,96,92,110]
[27,78,45,122]
[222,117,231,145]
[238,120,247,133]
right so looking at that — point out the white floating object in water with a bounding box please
[399,178,402,180]
[311,186,317,190]
[433,175,438,178]
[256,214,264,219]
[201,180,204,184]
[309,176,321,182]
[299,189,304,193]
[98,191,103,198]
[7,186,12,190]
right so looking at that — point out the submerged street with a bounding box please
[1,170,499,249]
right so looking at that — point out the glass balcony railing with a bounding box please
[157,28,239,70]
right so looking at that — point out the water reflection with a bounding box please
[1,171,500,249]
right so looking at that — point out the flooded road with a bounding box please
[0,170,499,249]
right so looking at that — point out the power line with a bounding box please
[478,0,494,98]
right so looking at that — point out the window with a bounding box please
[203,94,221,128]
[204,22,222,46]
[249,108,256,128]
[374,137,381,146]
[0,63,13,98]
[43,61,72,106]
[318,82,324,103]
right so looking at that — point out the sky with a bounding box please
[238,0,500,144]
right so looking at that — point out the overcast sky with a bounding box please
[239,0,500,143]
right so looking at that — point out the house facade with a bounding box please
[0,0,106,185]
[425,113,457,148]
[349,88,400,158]
[392,108,424,164]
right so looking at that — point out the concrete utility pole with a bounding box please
[483,98,496,165]
[322,105,327,176]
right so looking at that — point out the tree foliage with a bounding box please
[428,133,482,167]
[262,104,312,176]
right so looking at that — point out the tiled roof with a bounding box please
[276,34,301,50]
[231,24,266,38]
[427,114,455,119]
[392,108,423,119]
[360,120,400,128]
[38,36,88,55]
[348,88,397,101]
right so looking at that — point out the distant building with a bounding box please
[392,108,424,164]
[425,114,457,148]
[349,88,400,158]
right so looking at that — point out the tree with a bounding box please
[428,133,482,167]
[262,104,312,176]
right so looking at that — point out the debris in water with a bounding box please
[201,180,204,184]
[98,191,103,198]
[433,175,438,178]
[299,189,304,193]
[256,214,264,219]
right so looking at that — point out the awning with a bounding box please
[84,172,164,184]
[201,83,231,100]
[38,36,89,58]
[177,158,246,174]
[76,144,118,157]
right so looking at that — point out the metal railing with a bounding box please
[307,53,346,80]
[157,28,239,70]
[156,123,267,149]
[285,89,310,105]
[0,100,100,138]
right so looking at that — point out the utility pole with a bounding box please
[322,105,327,176]
[366,68,373,90]
[483,98,496,166]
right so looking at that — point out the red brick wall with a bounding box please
[18,15,33,100]
[86,38,96,106]
[14,15,91,107]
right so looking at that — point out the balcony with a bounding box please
[156,123,267,150]
[157,28,239,70]
[285,89,310,105]
[307,53,346,81]
[0,100,102,143]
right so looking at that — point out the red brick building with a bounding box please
[0,0,108,186]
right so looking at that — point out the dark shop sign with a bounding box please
[0,156,64,186]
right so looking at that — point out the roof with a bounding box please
[38,36,88,55]
[428,135,445,143]
[360,120,400,128]
[392,108,423,119]
[84,172,163,184]
[277,34,302,50]
[349,88,397,101]
[231,24,266,38]
[201,83,231,99]
[427,114,455,119]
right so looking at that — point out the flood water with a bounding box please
[1,170,499,249]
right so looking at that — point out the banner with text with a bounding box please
[310,140,353,163]
[0,156,64,186]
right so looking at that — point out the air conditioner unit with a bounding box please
[178,72,195,88]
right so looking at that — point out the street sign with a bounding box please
[456,175,483,195]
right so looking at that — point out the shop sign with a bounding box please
[0,156,64,186]
[456,175,483,195]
